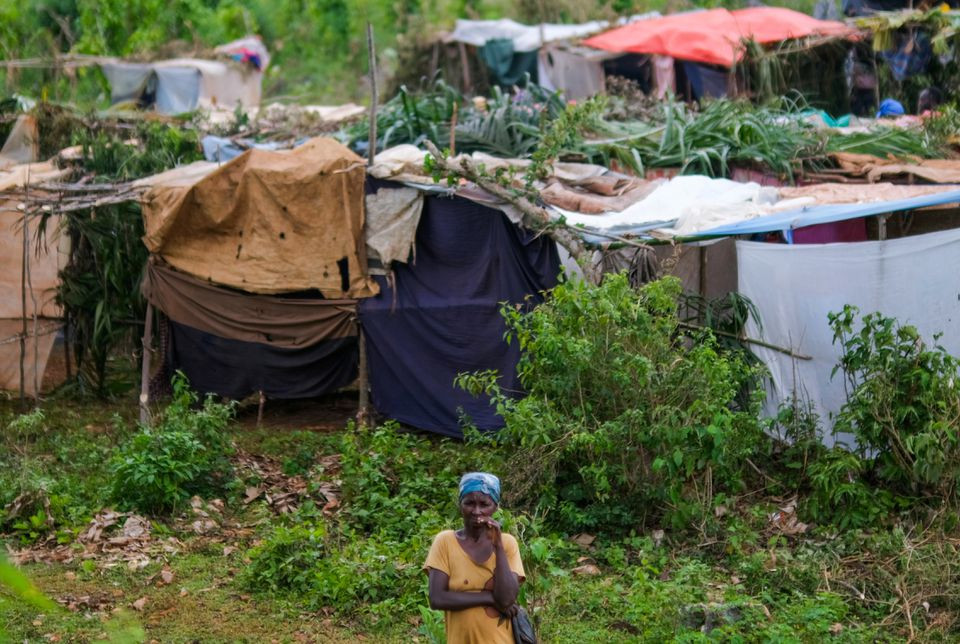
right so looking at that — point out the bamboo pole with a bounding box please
[139,302,154,425]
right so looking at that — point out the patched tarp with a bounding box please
[141,137,378,298]
[358,186,560,437]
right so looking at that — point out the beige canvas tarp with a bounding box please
[141,137,378,298]
[0,201,65,394]
[0,319,61,396]
[832,152,960,185]
[0,207,65,318]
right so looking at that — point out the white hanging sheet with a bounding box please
[737,227,960,445]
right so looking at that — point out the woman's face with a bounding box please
[460,491,497,530]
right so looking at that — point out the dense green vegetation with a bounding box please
[4,274,960,640]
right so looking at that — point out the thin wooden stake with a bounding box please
[367,23,378,165]
[139,302,154,425]
[449,101,457,156]
[257,390,266,427]
[357,23,377,426]
[19,207,28,408]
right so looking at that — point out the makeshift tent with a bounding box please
[101,58,262,115]
[137,137,373,401]
[0,160,70,395]
[434,18,621,97]
[583,8,853,68]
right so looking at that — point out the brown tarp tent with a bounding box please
[141,137,378,298]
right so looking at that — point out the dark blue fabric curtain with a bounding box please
[358,193,560,437]
[166,321,358,400]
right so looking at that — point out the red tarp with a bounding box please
[583,7,853,67]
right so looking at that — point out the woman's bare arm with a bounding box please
[427,568,497,611]
[490,538,520,611]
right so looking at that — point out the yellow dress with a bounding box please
[424,529,526,644]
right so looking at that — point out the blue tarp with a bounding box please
[694,188,960,239]
[358,185,560,437]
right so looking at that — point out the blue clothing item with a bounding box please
[881,31,932,82]
[877,98,905,118]
[459,472,501,505]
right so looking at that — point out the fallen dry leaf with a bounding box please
[243,487,262,504]
[159,568,174,586]
[132,597,148,611]
[830,623,844,635]
[223,546,237,557]
[572,563,601,576]
[191,519,217,535]
[572,533,596,547]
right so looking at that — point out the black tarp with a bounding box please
[165,321,358,400]
[358,192,560,438]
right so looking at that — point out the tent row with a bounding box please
[4,135,960,439]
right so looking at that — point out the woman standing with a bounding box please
[424,472,525,644]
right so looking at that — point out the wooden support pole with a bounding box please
[367,23,378,164]
[698,245,708,300]
[139,302,154,426]
[19,208,28,408]
[878,213,888,241]
[257,390,266,427]
[356,23,377,427]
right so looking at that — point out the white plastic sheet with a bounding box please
[447,19,609,52]
[738,228,960,443]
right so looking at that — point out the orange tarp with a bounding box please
[583,8,853,68]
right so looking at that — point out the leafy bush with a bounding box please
[830,305,960,498]
[458,275,763,533]
[241,523,327,594]
[110,374,235,514]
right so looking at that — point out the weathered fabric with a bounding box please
[365,187,423,266]
[141,137,378,298]
[0,209,64,318]
[141,260,357,348]
[0,318,60,395]
[165,320,357,400]
[358,190,560,437]
[738,227,960,443]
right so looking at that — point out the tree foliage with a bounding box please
[458,275,764,533]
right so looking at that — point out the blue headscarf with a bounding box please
[458,472,501,505]
[876,98,905,118]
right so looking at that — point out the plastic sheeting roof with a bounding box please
[697,187,960,239]
[446,18,610,52]
[583,7,853,67]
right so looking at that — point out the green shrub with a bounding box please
[830,305,960,498]
[338,421,496,539]
[110,374,235,514]
[458,275,764,533]
[241,523,328,594]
